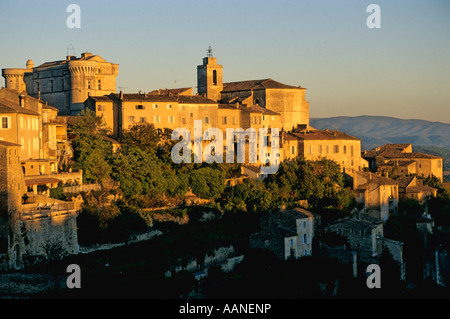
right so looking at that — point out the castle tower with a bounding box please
[1,60,33,93]
[3,53,119,115]
[197,46,223,102]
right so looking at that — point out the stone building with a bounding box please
[395,175,438,203]
[352,171,399,222]
[0,88,79,270]
[327,213,405,279]
[362,144,443,182]
[281,129,368,175]
[2,53,119,115]
[249,207,315,260]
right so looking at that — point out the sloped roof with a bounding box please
[0,98,39,116]
[0,140,21,147]
[287,130,360,141]
[222,78,302,92]
[362,144,441,160]
[239,104,280,116]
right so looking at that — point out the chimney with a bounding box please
[119,90,123,100]
[19,95,25,107]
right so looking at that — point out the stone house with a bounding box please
[362,144,443,182]
[281,129,368,175]
[395,175,437,203]
[249,207,314,260]
[327,213,405,279]
[353,171,399,222]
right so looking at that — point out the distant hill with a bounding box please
[310,116,450,151]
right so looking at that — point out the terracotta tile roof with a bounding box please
[89,96,114,102]
[176,95,216,104]
[355,171,399,189]
[25,177,61,186]
[287,129,360,141]
[0,140,21,147]
[148,87,192,95]
[222,78,302,92]
[238,104,280,115]
[0,98,40,116]
[395,176,416,188]
[105,93,217,104]
[406,185,437,194]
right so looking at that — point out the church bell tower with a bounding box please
[197,46,223,102]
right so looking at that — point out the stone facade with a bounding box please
[281,129,368,175]
[2,53,118,115]
[249,207,314,260]
[327,213,405,279]
[353,171,399,222]
[362,144,443,182]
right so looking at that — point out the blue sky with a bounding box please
[1,0,449,123]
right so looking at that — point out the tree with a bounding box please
[188,166,225,200]
[83,150,112,184]
[120,122,159,153]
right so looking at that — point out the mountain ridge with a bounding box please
[309,115,450,151]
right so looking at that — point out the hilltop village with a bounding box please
[0,50,448,298]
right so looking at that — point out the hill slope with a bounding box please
[310,116,450,151]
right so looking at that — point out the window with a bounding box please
[303,221,307,228]
[50,80,54,92]
[154,116,161,123]
[136,105,145,110]
[190,113,194,118]
[326,145,329,154]
[213,70,217,85]
[140,117,147,123]
[168,116,175,123]
[182,117,187,125]
[153,104,158,109]
[333,145,339,153]
[318,145,323,154]
[97,105,105,112]
[128,116,135,122]
[309,145,313,154]
[291,146,296,155]
[222,116,227,125]
[181,105,186,111]
[204,117,209,124]
[98,79,101,90]
[343,145,347,154]
[303,234,308,244]
[438,160,442,168]
[351,145,354,156]
[232,117,237,125]
[87,81,91,89]
[1,117,9,129]
[167,104,172,109]
[262,115,266,121]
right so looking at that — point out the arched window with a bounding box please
[254,99,260,106]
[213,70,217,86]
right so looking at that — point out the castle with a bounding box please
[2,53,118,115]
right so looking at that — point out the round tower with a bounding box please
[1,60,33,93]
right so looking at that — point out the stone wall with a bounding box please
[21,213,78,264]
